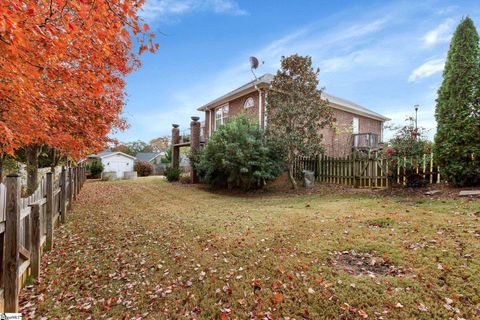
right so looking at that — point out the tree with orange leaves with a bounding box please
[0,0,158,189]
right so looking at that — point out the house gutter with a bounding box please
[264,92,268,128]
[264,82,272,129]
[255,83,262,127]
[381,121,384,142]
[208,109,210,138]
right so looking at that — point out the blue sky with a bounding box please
[116,0,480,142]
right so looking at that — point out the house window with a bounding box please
[352,117,359,134]
[244,97,254,109]
[214,104,229,130]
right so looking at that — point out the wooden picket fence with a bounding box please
[0,165,86,312]
[293,153,441,188]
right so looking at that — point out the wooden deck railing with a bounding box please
[352,132,379,149]
[0,165,86,312]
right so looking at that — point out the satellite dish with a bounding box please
[249,56,259,69]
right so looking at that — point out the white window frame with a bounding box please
[352,117,359,134]
[244,97,254,109]
[214,104,229,130]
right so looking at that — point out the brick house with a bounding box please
[197,73,390,157]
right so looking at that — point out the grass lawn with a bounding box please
[20,177,479,319]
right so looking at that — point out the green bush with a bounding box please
[164,167,181,182]
[134,160,154,176]
[89,160,104,178]
[195,115,285,190]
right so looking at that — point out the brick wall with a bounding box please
[204,90,265,138]
[321,108,383,157]
[203,92,383,157]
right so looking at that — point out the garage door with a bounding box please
[110,161,129,178]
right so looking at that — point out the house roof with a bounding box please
[321,92,390,121]
[88,150,136,160]
[135,152,164,162]
[197,73,273,112]
[197,73,390,121]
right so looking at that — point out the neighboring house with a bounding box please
[135,152,165,174]
[197,73,390,157]
[88,150,135,179]
[135,152,164,164]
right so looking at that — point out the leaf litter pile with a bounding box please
[19,177,480,319]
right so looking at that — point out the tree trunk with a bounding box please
[288,162,297,190]
[50,147,57,173]
[0,153,4,183]
[0,159,3,184]
[26,144,41,195]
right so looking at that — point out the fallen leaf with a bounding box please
[417,303,428,312]
[358,309,368,318]
[340,303,350,311]
[273,292,283,302]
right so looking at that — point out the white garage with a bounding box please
[88,150,135,179]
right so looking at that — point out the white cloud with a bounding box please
[435,6,457,16]
[336,17,389,42]
[141,0,247,22]
[320,48,394,73]
[408,58,444,82]
[188,17,391,104]
[243,17,391,76]
[119,2,465,142]
[139,16,393,137]
[207,0,247,15]
[423,18,454,47]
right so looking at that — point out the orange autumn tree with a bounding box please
[0,0,157,188]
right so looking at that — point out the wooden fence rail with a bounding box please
[0,164,86,312]
[293,153,441,188]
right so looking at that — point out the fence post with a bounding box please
[171,124,180,169]
[60,166,67,223]
[68,167,73,209]
[78,166,82,191]
[74,167,77,197]
[353,153,360,188]
[79,165,83,188]
[4,173,21,312]
[76,166,80,194]
[46,171,54,251]
[73,167,77,201]
[190,117,201,183]
[385,158,389,188]
[422,154,426,180]
[30,203,41,279]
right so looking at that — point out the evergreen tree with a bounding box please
[435,17,480,186]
